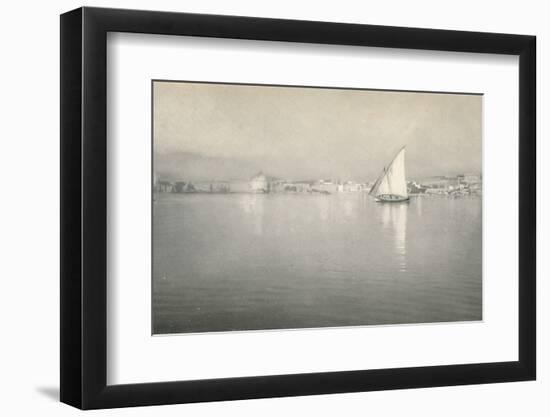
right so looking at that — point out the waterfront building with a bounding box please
[157,180,173,193]
[408,181,427,194]
[286,182,312,193]
[228,180,250,193]
[425,187,448,195]
[249,172,269,193]
[269,179,287,193]
[173,181,187,193]
[463,173,481,184]
[192,181,230,193]
[342,181,363,192]
[312,180,338,194]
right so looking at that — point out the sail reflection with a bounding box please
[380,203,408,272]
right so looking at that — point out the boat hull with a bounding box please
[375,194,409,203]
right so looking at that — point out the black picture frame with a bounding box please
[60,6,536,410]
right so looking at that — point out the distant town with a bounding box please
[154,172,482,197]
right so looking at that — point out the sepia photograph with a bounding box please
[152,80,483,335]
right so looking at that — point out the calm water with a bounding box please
[153,193,482,334]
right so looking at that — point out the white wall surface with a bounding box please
[0,0,545,415]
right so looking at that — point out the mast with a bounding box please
[369,168,385,196]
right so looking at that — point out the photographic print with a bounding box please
[152,80,482,335]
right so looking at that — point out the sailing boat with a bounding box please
[369,146,409,203]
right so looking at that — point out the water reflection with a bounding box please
[240,193,410,269]
[379,202,408,272]
[239,194,265,236]
[153,193,482,333]
[316,195,330,222]
[342,198,355,218]
[415,195,423,217]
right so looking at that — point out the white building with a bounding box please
[249,172,269,193]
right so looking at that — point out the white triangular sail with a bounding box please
[370,147,408,198]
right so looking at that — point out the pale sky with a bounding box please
[153,81,482,182]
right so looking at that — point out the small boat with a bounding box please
[369,146,409,203]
